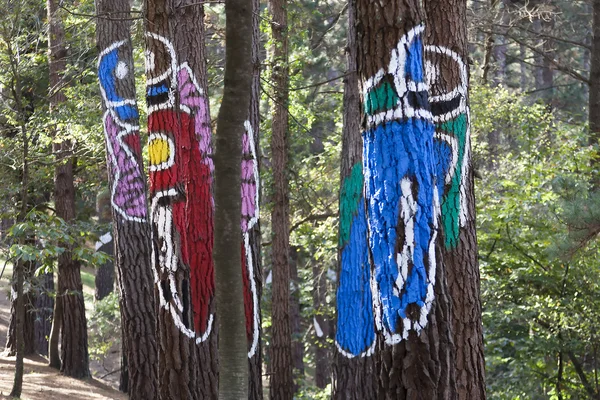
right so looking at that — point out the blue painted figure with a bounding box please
[363,25,439,343]
[98,41,139,121]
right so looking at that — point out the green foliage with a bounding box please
[472,84,600,399]
[88,292,121,362]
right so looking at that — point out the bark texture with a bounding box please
[312,259,330,389]
[333,1,377,397]
[94,191,114,302]
[95,0,160,397]
[424,0,486,398]
[268,0,294,394]
[48,0,90,378]
[34,272,54,356]
[144,0,218,397]
[355,0,456,397]
[244,0,264,395]
[213,0,254,394]
[6,259,35,356]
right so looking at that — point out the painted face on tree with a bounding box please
[362,24,439,343]
[146,33,215,344]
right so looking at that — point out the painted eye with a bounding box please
[115,61,128,79]
[149,133,175,171]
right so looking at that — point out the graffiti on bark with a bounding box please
[98,41,147,222]
[425,45,470,249]
[241,120,260,358]
[363,25,440,344]
[335,163,376,358]
[146,33,215,344]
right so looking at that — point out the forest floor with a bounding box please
[0,262,126,399]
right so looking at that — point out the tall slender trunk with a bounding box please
[95,0,159,397]
[6,259,35,356]
[589,0,600,184]
[144,0,218,397]
[244,0,264,395]
[312,259,330,389]
[424,0,486,398]
[268,0,294,393]
[356,0,456,397]
[213,0,254,394]
[289,246,304,389]
[34,271,54,356]
[333,0,377,397]
[48,0,90,378]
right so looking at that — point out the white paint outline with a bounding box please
[242,121,261,359]
[145,33,178,114]
[364,24,434,129]
[102,110,146,223]
[148,132,176,172]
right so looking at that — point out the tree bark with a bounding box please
[590,0,600,184]
[48,0,90,378]
[333,0,377,397]
[213,0,254,394]
[244,0,264,395]
[289,246,304,390]
[268,0,294,393]
[144,0,218,397]
[312,259,330,389]
[34,272,54,356]
[94,191,114,302]
[356,0,456,397]
[95,0,160,397]
[424,0,486,399]
[6,259,35,356]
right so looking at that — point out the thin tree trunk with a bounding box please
[333,0,377,397]
[356,0,456,397]
[48,0,90,378]
[9,257,25,398]
[34,272,54,356]
[48,293,62,369]
[213,0,254,394]
[312,259,330,389]
[268,0,294,394]
[6,259,35,356]
[424,0,486,398]
[590,0,600,185]
[289,246,304,390]
[244,0,264,395]
[94,190,114,302]
[144,0,218,397]
[95,0,160,397]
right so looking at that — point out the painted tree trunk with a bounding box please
[95,0,160,397]
[333,0,378,397]
[48,0,90,378]
[144,0,218,397]
[244,0,264,395]
[355,0,456,397]
[424,0,486,398]
[268,0,294,394]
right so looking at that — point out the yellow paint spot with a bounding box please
[149,137,171,166]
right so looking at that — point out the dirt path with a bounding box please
[0,264,126,399]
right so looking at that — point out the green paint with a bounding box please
[365,80,398,115]
[339,163,364,247]
[439,113,468,249]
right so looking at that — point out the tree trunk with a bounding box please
[312,259,330,389]
[144,0,218,397]
[289,246,304,390]
[244,0,264,395]
[34,272,54,356]
[9,258,25,398]
[356,0,456,397]
[213,0,254,394]
[590,0,600,183]
[268,0,294,393]
[48,0,90,378]
[6,259,35,356]
[333,0,377,396]
[424,0,486,398]
[95,0,160,397]
[95,190,114,302]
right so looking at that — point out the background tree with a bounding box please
[268,0,294,394]
[95,0,159,397]
[47,0,90,378]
